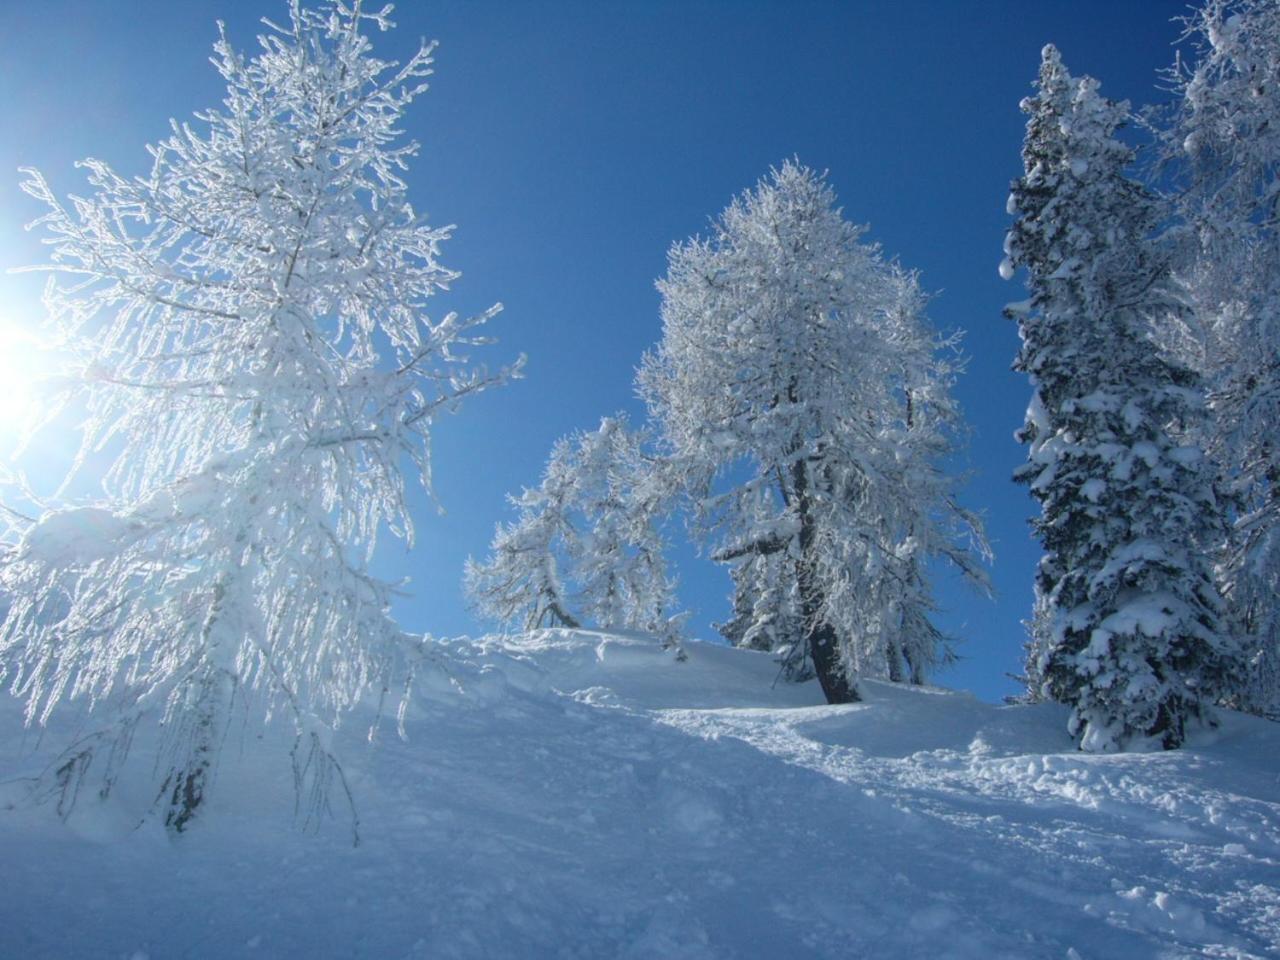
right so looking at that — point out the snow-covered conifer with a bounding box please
[0,1,519,834]
[466,416,681,643]
[1165,0,1280,717]
[464,445,582,631]
[714,490,810,678]
[1004,45,1237,749]
[639,161,988,704]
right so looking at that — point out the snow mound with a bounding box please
[0,629,1277,959]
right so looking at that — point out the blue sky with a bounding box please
[0,1,1191,701]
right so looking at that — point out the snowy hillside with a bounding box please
[1,630,1277,959]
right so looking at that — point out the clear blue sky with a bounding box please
[0,0,1192,701]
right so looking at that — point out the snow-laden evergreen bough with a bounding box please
[639,161,989,704]
[1162,0,1280,718]
[465,415,684,646]
[1004,45,1238,750]
[0,1,519,836]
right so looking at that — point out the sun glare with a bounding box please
[0,318,47,438]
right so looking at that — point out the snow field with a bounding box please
[0,629,1277,959]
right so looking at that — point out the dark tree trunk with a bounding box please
[791,452,859,705]
[886,642,905,682]
[807,615,858,703]
[536,594,581,630]
[163,665,234,835]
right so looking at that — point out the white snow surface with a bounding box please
[1,629,1277,959]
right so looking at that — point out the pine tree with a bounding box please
[466,416,681,643]
[1165,0,1280,717]
[639,161,987,704]
[1004,45,1237,750]
[0,1,518,834]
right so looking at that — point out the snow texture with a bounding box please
[1,630,1276,960]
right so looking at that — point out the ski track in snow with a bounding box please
[0,629,1277,959]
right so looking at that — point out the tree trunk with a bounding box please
[886,641,905,682]
[792,453,859,705]
[163,664,235,834]
[808,615,858,703]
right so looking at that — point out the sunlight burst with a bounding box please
[0,318,46,435]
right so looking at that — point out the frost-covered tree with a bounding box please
[1004,45,1237,750]
[717,547,800,652]
[465,457,581,632]
[868,271,989,686]
[466,416,682,643]
[1164,0,1280,717]
[0,1,518,835]
[716,492,802,640]
[639,161,988,704]
[714,490,810,679]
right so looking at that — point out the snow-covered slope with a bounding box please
[1,630,1277,959]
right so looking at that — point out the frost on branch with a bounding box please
[714,490,811,682]
[0,1,518,837]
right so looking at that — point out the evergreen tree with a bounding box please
[0,1,518,833]
[1004,45,1237,750]
[640,161,987,704]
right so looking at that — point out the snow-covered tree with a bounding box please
[716,491,802,635]
[868,271,989,685]
[1004,45,1237,750]
[717,547,799,652]
[466,416,682,643]
[639,161,988,704]
[0,1,519,835]
[1163,0,1280,717]
[714,489,810,679]
[464,453,581,631]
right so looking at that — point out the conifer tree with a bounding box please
[714,493,810,679]
[464,451,582,631]
[1004,46,1237,749]
[466,416,681,643]
[640,161,987,703]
